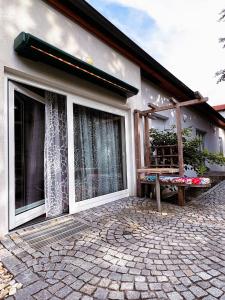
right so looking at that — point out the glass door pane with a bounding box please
[14,90,45,215]
[73,103,127,202]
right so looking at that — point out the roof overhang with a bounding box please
[14,32,139,98]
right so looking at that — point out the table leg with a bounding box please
[155,173,161,212]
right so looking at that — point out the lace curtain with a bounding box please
[73,104,126,202]
[44,91,69,218]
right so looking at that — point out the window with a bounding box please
[196,129,206,151]
[219,137,223,154]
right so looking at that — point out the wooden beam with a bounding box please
[178,97,208,108]
[147,112,169,120]
[169,97,178,104]
[142,103,176,114]
[141,98,208,114]
[144,116,150,167]
[137,168,179,173]
[148,103,158,109]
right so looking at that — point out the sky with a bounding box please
[86,0,225,105]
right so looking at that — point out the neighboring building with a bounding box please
[0,0,224,235]
[213,104,225,118]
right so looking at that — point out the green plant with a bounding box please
[149,127,225,175]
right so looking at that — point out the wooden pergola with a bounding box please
[134,96,208,210]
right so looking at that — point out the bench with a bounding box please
[139,173,211,209]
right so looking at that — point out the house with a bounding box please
[0,0,224,236]
[213,104,225,118]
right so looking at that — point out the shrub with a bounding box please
[149,127,225,176]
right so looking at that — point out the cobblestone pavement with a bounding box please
[1,181,225,299]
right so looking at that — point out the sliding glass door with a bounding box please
[73,104,127,201]
[67,95,129,212]
[8,80,129,228]
[9,82,46,229]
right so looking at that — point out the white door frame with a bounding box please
[8,81,46,229]
[67,94,131,213]
[6,73,133,231]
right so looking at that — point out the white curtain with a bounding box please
[73,104,126,202]
[44,91,69,218]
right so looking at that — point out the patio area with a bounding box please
[1,181,225,300]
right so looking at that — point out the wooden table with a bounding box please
[137,168,179,212]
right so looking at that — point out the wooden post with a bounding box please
[178,186,185,206]
[134,111,142,197]
[144,115,150,167]
[176,106,185,206]
[155,173,162,212]
[176,106,184,176]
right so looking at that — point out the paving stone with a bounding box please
[80,284,96,295]
[108,291,124,300]
[142,291,157,299]
[15,269,39,286]
[71,279,85,290]
[46,279,59,285]
[121,274,133,282]
[162,282,174,293]
[54,286,73,298]
[120,282,134,290]
[198,272,212,280]
[210,278,225,289]
[93,287,109,299]
[149,282,162,291]
[109,281,120,290]
[33,289,52,300]
[129,268,141,275]
[65,291,82,300]
[180,276,192,287]
[197,280,211,289]
[207,286,223,297]
[22,280,48,295]
[98,278,111,288]
[134,275,146,282]
[155,290,168,299]
[3,183,225,300]
[135,282,148,291]
[168,291,183,300]
[62,274,77,285]
[14,289,33,300]
[81,296,93,300]
[202,296,217,300]
[126,291,141,300]
[54,270,68,280]
[109,272,122,281]
[48,282,65,294]
[181,290,195,300]
[190,285,208,298]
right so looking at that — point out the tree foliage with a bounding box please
[216,9,225,82]
[149,127,225,175]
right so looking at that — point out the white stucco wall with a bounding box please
[141,78,225,173]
